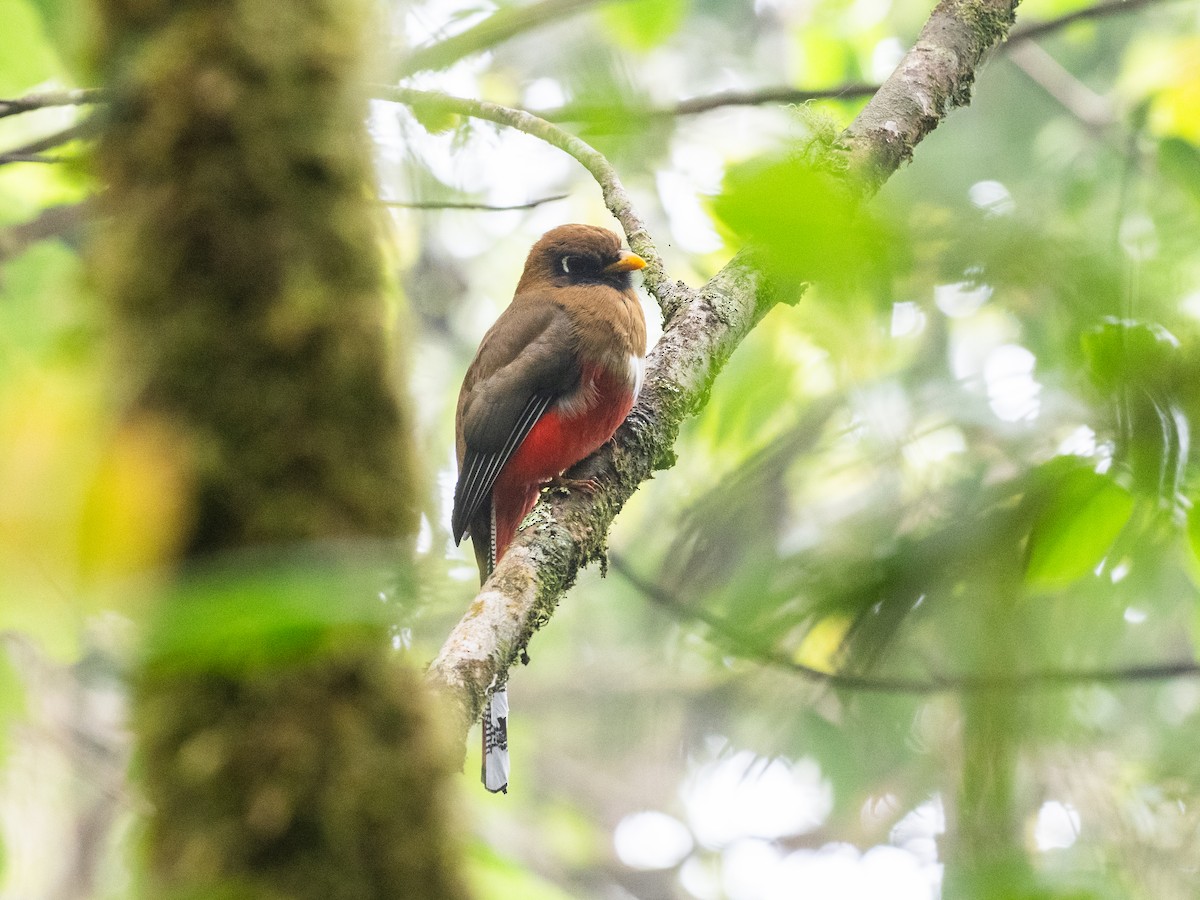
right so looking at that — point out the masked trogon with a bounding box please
[452,224,648,792]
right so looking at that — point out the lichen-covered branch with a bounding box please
[416,0,1021,757]
[841,0,1020,195]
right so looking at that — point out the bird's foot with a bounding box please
[546,474,600,494]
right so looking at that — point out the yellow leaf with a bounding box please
[793,615,851,673]
[1121,36,1200,143]
[77,416,194,582]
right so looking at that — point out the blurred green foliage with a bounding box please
[1024,459,1134,590]
[467,843,579,900]
[387,0,1200,895]
[4,0,1200,896]
[714,152,898,291]
[139,549,401,677]
[599,0,689,52]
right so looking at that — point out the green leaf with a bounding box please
[1158,137,1200,207]
[1187,501,1200,569]
[409,100,461,135]
[712,154,895,290]
[0,242,88,366]
[1025,464,1134,590]
[1081,317,1180,393]
[141,546,399,675]
[25,0,88,73]
[0,0,65,94]
[599,0,688,52]
[794,28,854,85]
[467,842,578,900]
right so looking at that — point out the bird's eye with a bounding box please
[560,255,574,275]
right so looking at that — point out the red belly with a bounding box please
[491,363,634,561]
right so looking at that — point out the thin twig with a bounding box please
[544,84,880,122]
[668,83,880,116]
[0,203,88,263]
[1008,0,1168,43]
[1007,40,1115,131]
[0,88,103,119]
[611,556,1200,695]
[0,153,58,164]
[378,85,668,303]
[0,122,92,168]
[381,193,568,211]
[395,0,1162,85]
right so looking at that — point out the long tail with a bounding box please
[481,502,510,793]
[481,688,509,793]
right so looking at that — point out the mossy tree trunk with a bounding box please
[89,0,467,897]
[943,563,1033,898]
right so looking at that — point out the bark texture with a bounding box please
[90,0,466,897]
[842,0,1019,195]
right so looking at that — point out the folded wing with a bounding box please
[452,298,580,547]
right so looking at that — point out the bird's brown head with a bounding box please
[515,224,646,295]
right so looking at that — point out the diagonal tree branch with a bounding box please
[840,0,1017,195]
[416,0,1022,752]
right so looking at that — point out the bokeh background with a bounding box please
[3,0,1200,896]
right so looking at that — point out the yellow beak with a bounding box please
[604,251,647,274]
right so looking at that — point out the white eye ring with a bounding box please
[560,256,572,274]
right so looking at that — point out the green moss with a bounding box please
[956,0,1017,50]
[789,105,846,172]
[91,0,416,552]
[940,0,1014,108]
[138,651,468,900]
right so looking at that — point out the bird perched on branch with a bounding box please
[452,224,648,793]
